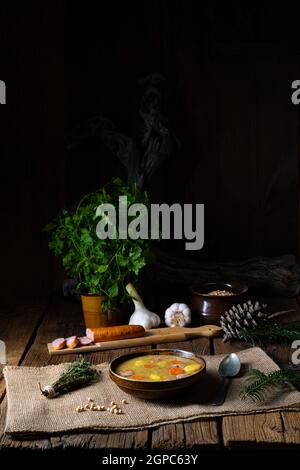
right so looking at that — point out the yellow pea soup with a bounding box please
[115,354,203,382]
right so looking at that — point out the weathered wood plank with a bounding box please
[214,296,300,364]
[222,413,284,449]
[2,294,300,450]
[150,423,186,450]
[151,338,219,449]
[183,419,220,448]
[216,338,286,448]
[281,412,300,445]
[213,338,246,356]
[215,296,300,448]
[0,296,150,450]
[277,297,300,447]
[86,430,149,450]
[0,299,49,403]
[0,296,66,450]
[261,297,300,367]
[20,296,85,368]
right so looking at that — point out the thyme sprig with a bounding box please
[40,358,99,398]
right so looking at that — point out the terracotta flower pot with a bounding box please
[81,294,109,328]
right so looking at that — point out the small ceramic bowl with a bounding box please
[190,281,248,325]
[109,349,206,400]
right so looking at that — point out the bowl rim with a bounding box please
[190,281,248,297]
[109,348,206,384]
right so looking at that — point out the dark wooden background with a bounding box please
[0,1,300,299]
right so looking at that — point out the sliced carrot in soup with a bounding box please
[170,359,183,365]
[169,367,184,375]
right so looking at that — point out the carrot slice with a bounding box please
[144,363,155,368]
[169,367,184,375]
[170,359,183,365]
[131,375,145,380]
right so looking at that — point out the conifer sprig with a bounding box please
[239,322,300,343]
[240,368,300,402]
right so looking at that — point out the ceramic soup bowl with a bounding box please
[109,349,206,400]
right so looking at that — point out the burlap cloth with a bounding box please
[4,347,300,436]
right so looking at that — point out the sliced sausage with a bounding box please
[51,338,66,350]
[86,325,145,343]
[118,370,134,377]
[78,336,94,347]
[66,336,79,349]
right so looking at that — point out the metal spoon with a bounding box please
[211,353,241,406]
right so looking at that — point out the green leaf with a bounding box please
[80,228,94,246]
[44,221,57,232]
[108,282,118,298]
[117,253,128,267]
[44,177,157,310]
[96,265,108,273]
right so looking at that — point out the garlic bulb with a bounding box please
[127,283,161,329]
[165,303,192,327]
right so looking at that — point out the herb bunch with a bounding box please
[45,178,154,311]
[40,358,99,398]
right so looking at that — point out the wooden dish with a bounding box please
[190,281,248,325]
[109,349,206,400]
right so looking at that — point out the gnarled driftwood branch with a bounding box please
[151,252,300,297]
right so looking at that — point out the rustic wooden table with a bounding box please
[0,294,300,454]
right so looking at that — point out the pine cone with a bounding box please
[220,300,268,342]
